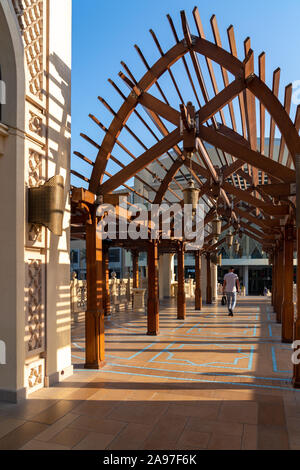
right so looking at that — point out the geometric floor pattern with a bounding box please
[72,297,293,391]
[1,297,300,450]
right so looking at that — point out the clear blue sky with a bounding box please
[71,0,300,188]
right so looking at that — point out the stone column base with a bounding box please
[44,364,74,388]
[0,387,26,404]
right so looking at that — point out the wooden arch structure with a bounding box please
[71,8,300,386]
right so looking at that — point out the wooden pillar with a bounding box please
[85,208,105,369]
[271,253,275,307]
[132,250,139,289]
[102,246,111,317]
[206,253,212,305]
[274,249,280,315]
[177,242,186,320]
[282,224,294,343]
[147,241,159,335]
[276,243,284,323]
[293,227,300,387]
[195,251,202,310]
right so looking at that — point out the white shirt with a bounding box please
[224,272,238,293]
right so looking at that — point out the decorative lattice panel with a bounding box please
[25,257,45,356]
[12,0,44,98]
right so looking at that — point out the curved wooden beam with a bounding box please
[198,125,296,183]
[99,128,182,195]
[247,75,300,163]
[153,159,183,204]
[192,37,243,77]
[89,41,188,193]
[89,37,246,193]
[223,182,290,216]
[87,14,299,208]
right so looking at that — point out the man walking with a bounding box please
[223,267,240,317]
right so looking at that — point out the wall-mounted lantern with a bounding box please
[28,175,65,236]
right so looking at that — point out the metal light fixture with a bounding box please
[212,214,222,238]
[234,239,240,254]
[226,231,233,248]
[183,154,199,214]
[183,178,199,213]
[28,175,65,236]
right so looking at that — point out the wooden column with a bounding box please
[293,227,300,387]
[85,208,105,369]
[282,224,294,343]
[177,242,186,320]
[206,253,212,305]
[271,253,275,307]
[274,249,280,315]
[132,250,139,289]
[277,243,284,324]
[195,250,202,311]
[102,246,111,317]
[147,241,159,335]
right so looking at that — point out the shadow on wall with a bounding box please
[25,50,72,384]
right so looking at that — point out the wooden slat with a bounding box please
[259,52,266,183]
[199,124,295,182]
[287,105,300,168]
[278,84,293,164]
[99,129,182,195]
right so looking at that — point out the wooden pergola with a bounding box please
[71,8,300,387]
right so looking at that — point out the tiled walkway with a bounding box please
[1,297,300,450]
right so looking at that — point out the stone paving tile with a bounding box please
[50,427,88,448]
[142,413,189,450]
[1,297,300,450]
[186,416,244,437]
[241,424,258,450]
[0,417,26,440]
[208,433,242,450]
[257,425,290,450]
[34,412,80,442]
[176,428,211,450]
[73,432,116,450]
[107,401,169,426]
[21,439,70,450]
[69,414,127,436]
[107,423,154,450]
[30,400,81,425]
[218,402,258,425]
[0,421,48,450]
[166,402,220,420]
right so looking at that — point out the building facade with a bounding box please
[0,0,72,402]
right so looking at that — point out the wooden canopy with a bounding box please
[71,8,299,252]
[70,8,300,387]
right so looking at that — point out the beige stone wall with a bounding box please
[0,0,72,402]
[44,0,72,388]
[0,0,26,402]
